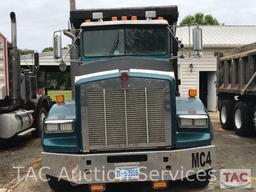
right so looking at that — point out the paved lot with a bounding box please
[0,113,255,192]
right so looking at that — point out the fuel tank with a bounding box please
[0,109,33,139]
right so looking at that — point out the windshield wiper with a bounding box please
[109,31,120,56]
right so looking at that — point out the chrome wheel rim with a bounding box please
[235,109,242,129]
[221,106,227,124]
[39,112,46,131]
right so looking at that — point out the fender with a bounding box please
[175,96,213,149]
[176,96,208,115]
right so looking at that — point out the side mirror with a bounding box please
[53,32,62,59]
[192,26,203,52]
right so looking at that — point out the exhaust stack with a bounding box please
[10,12,21,102]
[10,12,17,48]
[70,0,76,11]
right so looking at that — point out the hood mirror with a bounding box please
[59,60,67,72]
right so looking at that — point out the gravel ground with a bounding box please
[0,134,41,189]
[0,112,255,192]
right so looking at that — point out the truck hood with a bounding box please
[74,57,174,77]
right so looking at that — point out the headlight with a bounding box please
[44,120,75,133]
[178,115,208,128]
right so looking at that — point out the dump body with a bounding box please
[217,43,256,96]
[217,43,256,137]
[0,33,9,100]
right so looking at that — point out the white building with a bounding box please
[176,25,256,111]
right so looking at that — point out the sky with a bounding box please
[0,0,255,51]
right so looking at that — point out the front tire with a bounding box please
[219,99,234,130]
[233,102,254,137]
[32,107,48,138]
[252,105,256,133]
[46,175,75,192]
[185,170,210,188]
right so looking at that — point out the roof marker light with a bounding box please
[121,16,128,21]
[131,16,138,20]
[112,16,118,21]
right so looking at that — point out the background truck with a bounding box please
[217,43,256,137]
[42,0,215,191]
[0,12,50,140]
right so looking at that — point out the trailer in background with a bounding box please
[216,43,256,136]
[0,12,50,140]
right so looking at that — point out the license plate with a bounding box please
[115,167,140,180]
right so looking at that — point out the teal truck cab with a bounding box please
[42,1,215,191]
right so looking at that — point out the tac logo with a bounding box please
[220,169,251,189]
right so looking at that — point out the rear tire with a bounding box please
[46,175,75,192]
[219,100,234,130]
[233,102,254,137]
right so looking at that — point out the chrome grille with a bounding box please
[85,88,170,150]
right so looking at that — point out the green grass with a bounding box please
[47,90,72,102]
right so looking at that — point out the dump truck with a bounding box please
[42,0,215,191]
[0,12,50,140]
[217,43,256,137]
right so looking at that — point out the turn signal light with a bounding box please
[89,184,105,191]
[188,88,197,97]
[153,181,168,189]
[55,95,65,104]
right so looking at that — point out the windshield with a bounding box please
[83,25,169,57]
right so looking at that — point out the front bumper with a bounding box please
[42,145,215,184]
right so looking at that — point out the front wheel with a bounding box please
[185,170,210,188]
[252,105,256,133]
[46,175,76,192]
[32,107,48,138]
[233,102,254,137]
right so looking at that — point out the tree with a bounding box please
[181,13,220,25]
[42,47,53,52]
[20,49,34,55]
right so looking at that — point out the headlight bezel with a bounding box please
[178,115,209,129]
[44,119,75,134]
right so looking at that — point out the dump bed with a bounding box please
[0,33,9,100]
[217,43,256,96]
